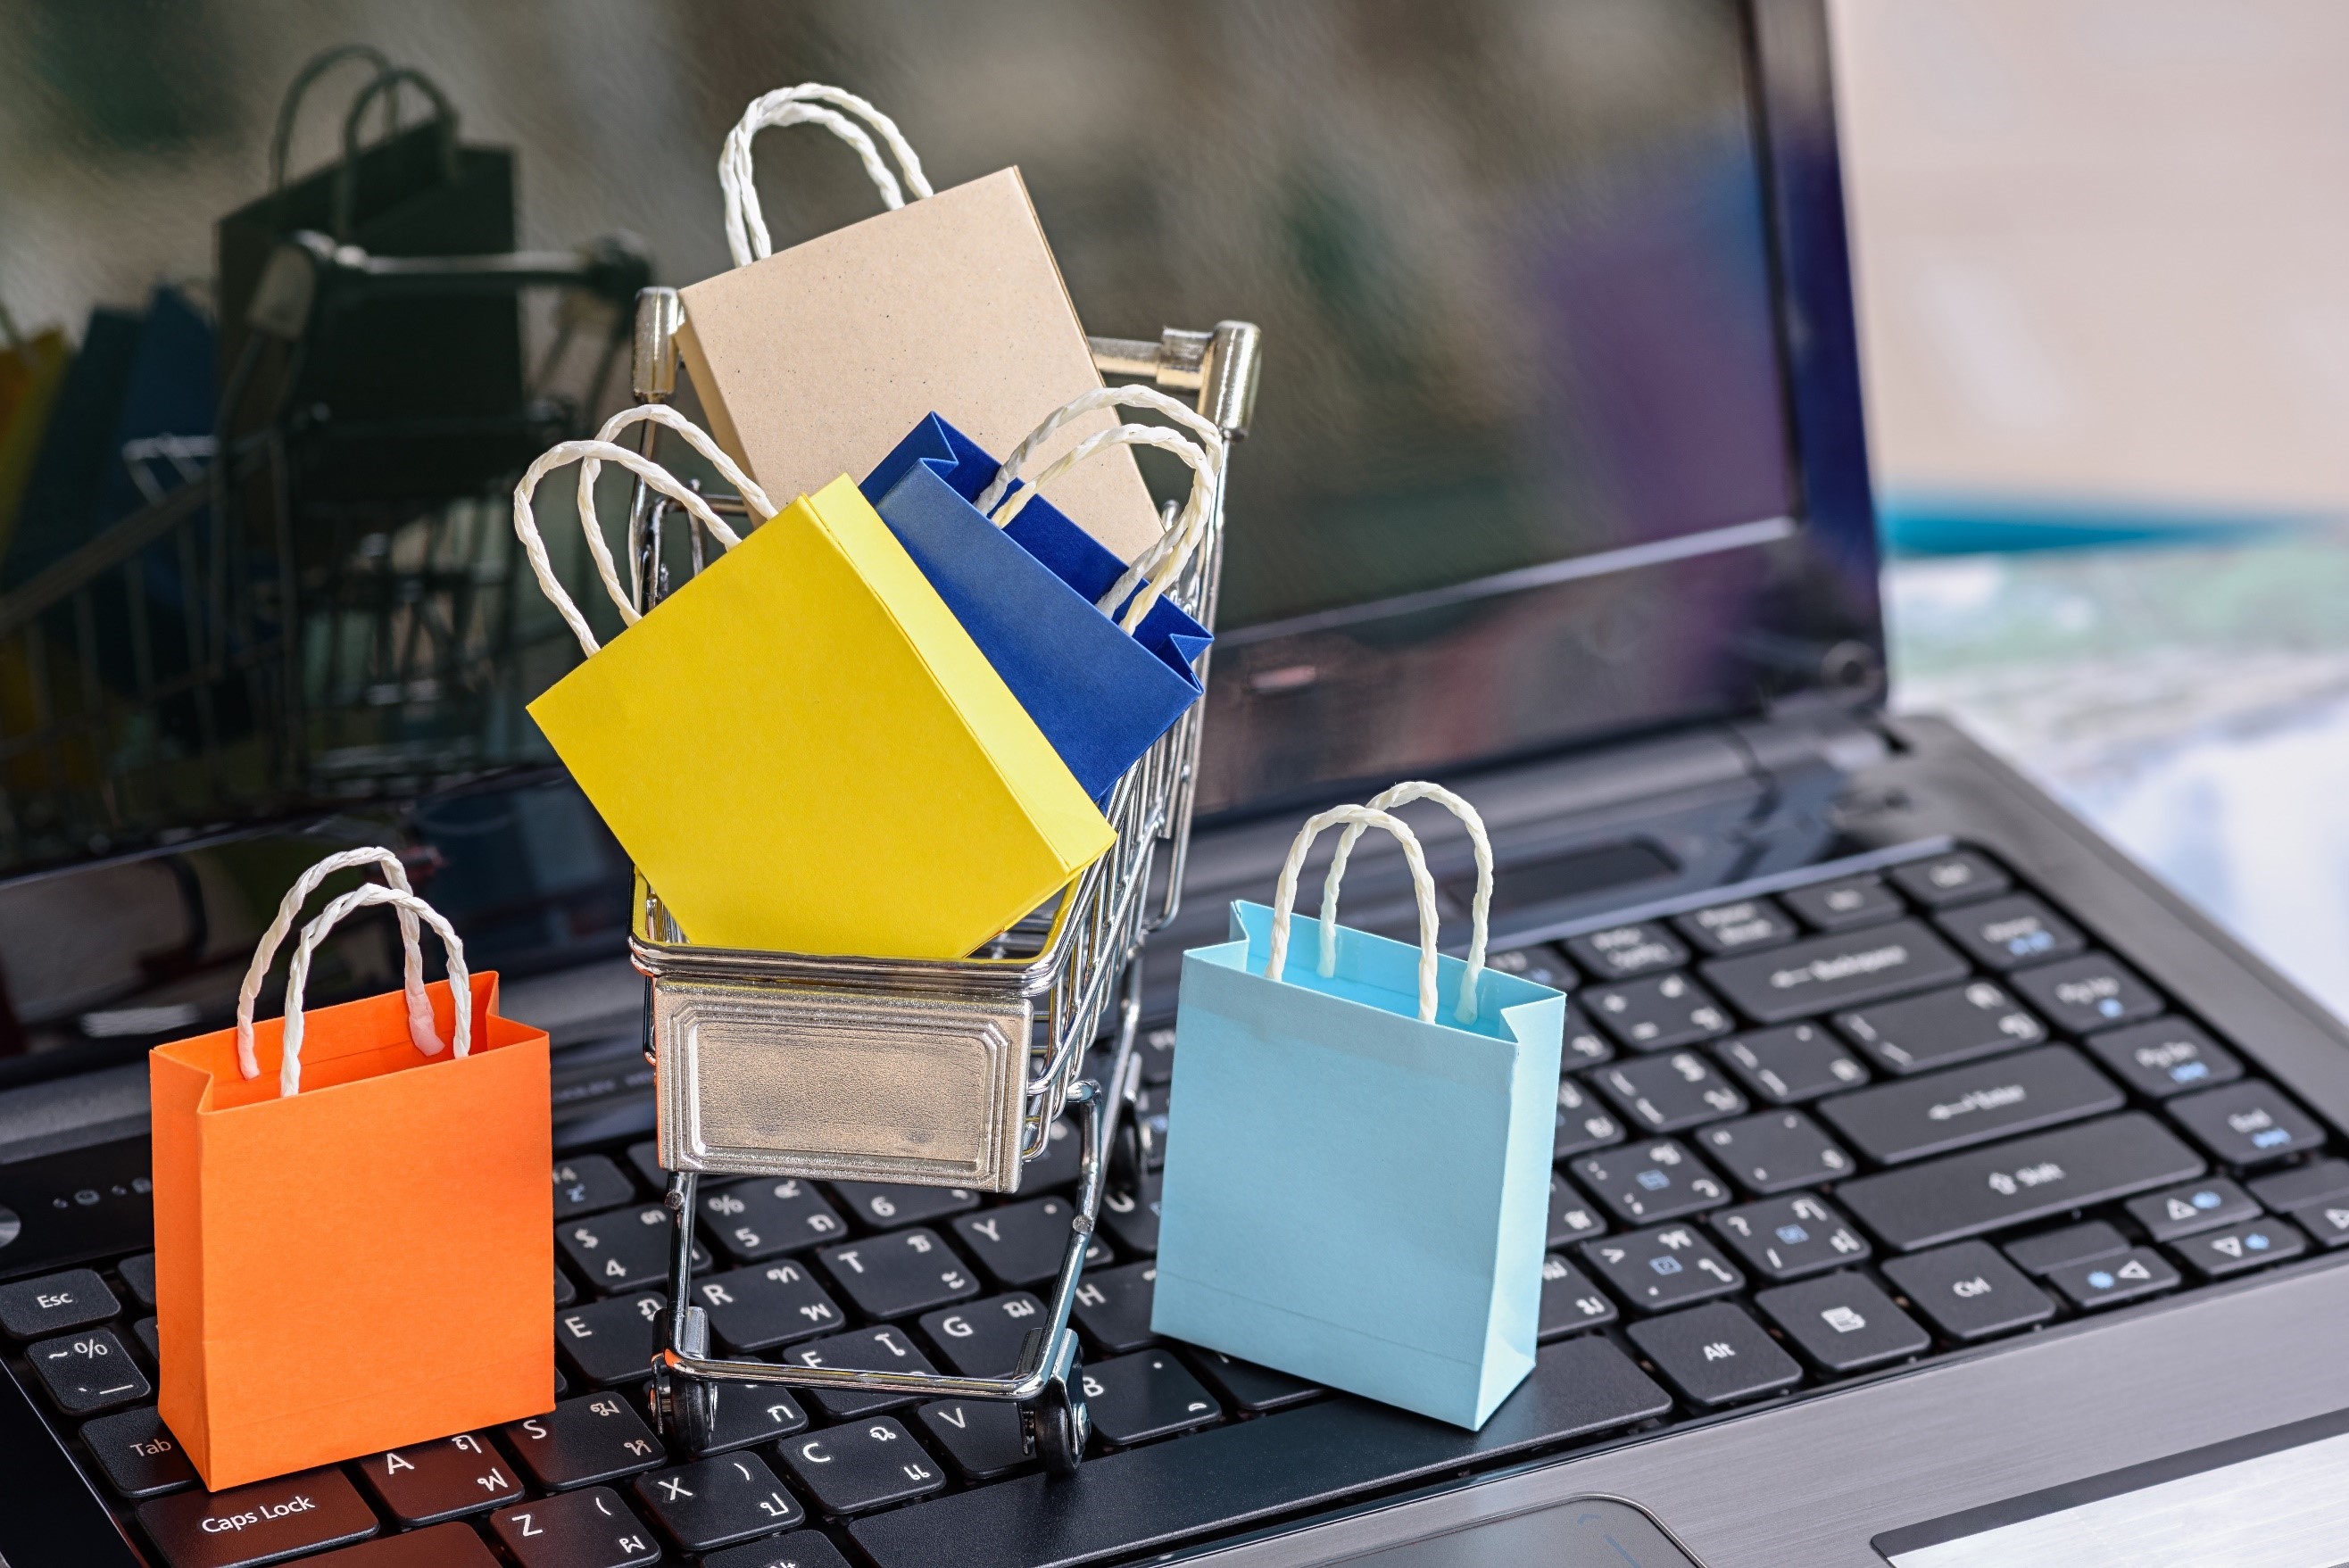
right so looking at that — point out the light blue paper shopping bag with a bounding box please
[1153,784,1567,1430]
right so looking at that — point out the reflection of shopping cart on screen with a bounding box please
[610,286,1262,1473]
[0,232,645,871]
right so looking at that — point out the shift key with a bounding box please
[1839,1114,2204,1251]
[1703,920,1970,1025]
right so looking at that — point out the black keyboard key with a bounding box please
[1072,1260,1158,1355]
[1538,1254,1618,1338]
[953,1197,1096,1289]
[1100,1173,1163,1255]
[556,1269,577,1308]
[1487,945,1577,990]
[0,1268,120,1340]
[1888,850,2010,908]
[1561,1002,1615,1068]
[556,1156,638,1220]
[779,1416,947,1515]
[1780,874,1904,931]
[1567,1139,1729,1224]
[1755,1273,1929,1373]
[1553,1076,1626,1158]
[2004,1220,2129,1276]
[489,1486,662,1566]
[1595,1051,1747,1132]
[1184,1352,1320,1418]
[2249,1158,2349,1213]
[2124,1177,2261,1242]
[117,1252,158,1309]
[1564,922,1689,981]
[2088,1017,2243,1099]
[1714,1024,1870,1104]
[2168,1081,2328,1166]
[2047,1247,2179,1310]
[918,1398,1033,1481]
[635,1451,804,1552]
[781,1326,938,1419]
[356,1431,521,1524]
[1548,1174,1608,1248]
[846,1335,1670,1568]
[1580,1222,1745,1312]
[1816,1045,2121,1165]
[1140,1023,1179,1085]
[1583,973,1733,1051]
[310,1523,502,1566]
[29,1327,148,1414]
[1834,981,2046,1076]
[627,1140,668,1194]
[818,1229,980,1319]
[703,1533,856,1568]
[79,1405,197,1498]
[1881,1242,2054,1342]
[1674,897,1797,955]
[702,1178,850,1263]
[2289,1201,2349,1249]
[1710,1193,1871,1282]
[1695,1110,1854,1194]
[134,1315,160,1364]
[137,1468,379,1566]
[557,1291,668,1387]
[830,1182,980,1231]
[2171,1217,2307,1281]
[691,1381,811,1457]
[919,1291,1050,1377]
[1838,1114,2204,1251]
[1082,1348,1224,1446]
[2009,953,2163,1034]
[1934,894,2086,971]
[1704,920,1969,1025]
[1024,1116,1084,1190]
[1625,1301,1802,1408]
[503,1391,668,1490]
[562,1203,705,1294]
[696,1260,846,1353]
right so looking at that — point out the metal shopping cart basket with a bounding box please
[610,287,1261,1473]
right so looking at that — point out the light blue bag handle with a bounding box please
[1324,784,1493,1023]
[1265,806,1440,1024]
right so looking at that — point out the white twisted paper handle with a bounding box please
[576,404,776,626]
[984,419,1216,634]
[720,84,932,268]
[236,847,439,1083]
[512,437,743,659]
[1322,784,1493,1022]
[1266,806,1440,1025]
[275,884,470,1099]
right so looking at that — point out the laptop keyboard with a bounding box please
[12,844,2349,1567]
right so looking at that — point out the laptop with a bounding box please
[4,1,2348,1564]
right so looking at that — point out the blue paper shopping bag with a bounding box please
[859,394,1216,800]
[1154,784,1567,1429]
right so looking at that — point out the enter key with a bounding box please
[1818,1046,2124,1166]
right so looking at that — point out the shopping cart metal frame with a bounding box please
[615,286,1260,1473]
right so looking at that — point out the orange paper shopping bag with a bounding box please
[151,851,552,1489]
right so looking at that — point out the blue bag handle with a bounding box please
[1265,806,1440,1025]
[1324,784,1494,1024]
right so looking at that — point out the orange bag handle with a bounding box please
[237,848,440,1083]
[272,884,471,1099]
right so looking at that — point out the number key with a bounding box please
[830,1182,978,1231]
[489,1485,660,1565]
[1583,974,1732,1052]
[553,1156,636,1220]
[701,1177,848,1263]
[560,1204,706,1294]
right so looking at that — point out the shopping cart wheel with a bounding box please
[651,1362,718,1454]
[1025,1372,1088,1477]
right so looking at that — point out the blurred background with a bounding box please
[0,0,2342,1020]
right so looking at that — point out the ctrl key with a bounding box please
[137,1467,378,1567]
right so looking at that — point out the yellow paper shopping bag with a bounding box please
[513,419,1113,959]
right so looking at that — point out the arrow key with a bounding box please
[2123,1177,2259,1243]
[2289,1202,2349,1250]
[2171,1217,2308,1281]
[2046,1247,2179,1311]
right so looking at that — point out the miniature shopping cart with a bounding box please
[611,287,1261,1473]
